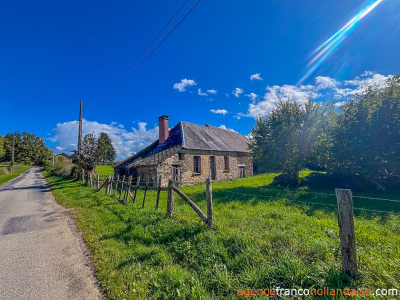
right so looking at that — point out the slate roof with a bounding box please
[181,122,250,153]
[115,121,250,169]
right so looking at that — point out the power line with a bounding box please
[86,0,190,115]
[88,0,203,115]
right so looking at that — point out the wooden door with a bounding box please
[209,156,216,180]
[239,166,245,178]
[171,165,180,183]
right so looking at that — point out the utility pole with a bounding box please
[78,101,83,156]
[11,134,15,167]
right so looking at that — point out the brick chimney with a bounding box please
[158,115,169,143]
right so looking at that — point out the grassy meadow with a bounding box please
[44,171,400,299]
[96,165,114,180]
[0,163,31,185]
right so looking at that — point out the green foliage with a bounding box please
[250,75,400,190]
[79,133,98,171]
[1,131,50,165]
[77,132,116,172]
[97,132,116,165]
[331,75,400,180]
[44,171,400,299]
[250,99,334,185]
[0,136,5,160]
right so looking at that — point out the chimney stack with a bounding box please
[158,115,169,143]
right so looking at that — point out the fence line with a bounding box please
[352,195,400,203]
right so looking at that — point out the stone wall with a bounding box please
[154,149,253,188]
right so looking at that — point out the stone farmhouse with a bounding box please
[114,116,253,187]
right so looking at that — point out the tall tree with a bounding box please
[79,133,98,171]
[96,132,116,164]
[330,75,400,183]
[250,99,334,185]
[1,131,48,165]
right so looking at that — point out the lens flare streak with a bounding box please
[298,0,384,85]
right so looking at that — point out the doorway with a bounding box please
[239,166,245,178]
[209,156,216,180]
[171,165,180,183]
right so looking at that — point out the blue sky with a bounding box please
[1,0,399,160]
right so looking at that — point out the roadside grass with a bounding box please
[0,163,31,185]
[44,171,400,299]
[96,165,114,180]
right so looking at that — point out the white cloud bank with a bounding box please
[49,120,159,161]
[210,109,228,115]
[247,72,392,118]
[173,78,197,92]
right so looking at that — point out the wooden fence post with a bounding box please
[335,188,358,278]
[96,174,100,190]
[206,178,213,229]
[119,175,126,200]
[113,175,119,196]
[124,176,132,203]
[155,175,162,210]
[142,178,149,208]
[167,179,174,217]
[105,176,111,194]
[133,175,141,204]
[82,170,85,183]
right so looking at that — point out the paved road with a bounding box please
[0,167,102,299]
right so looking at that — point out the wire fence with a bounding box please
[218,187,400,216]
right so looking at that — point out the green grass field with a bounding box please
[96,165,114,180]
[0,163,31,185]
[44,171,400,299]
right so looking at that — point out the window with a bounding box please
[224,156,229,171]
[179,153,184,160]
[193,156,201,173]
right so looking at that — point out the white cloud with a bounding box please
[233,88,244,98]
[219,125,237,132]
[315,76,337,90]
[245,93,258,101]
[49,119,159,161]
[207,89,217,94]
[246,71,392,118]
[334,101,346,107]
[173,78,197,92]
[210,109,228,115]
[250,73,263,81]
[198,88,207,96]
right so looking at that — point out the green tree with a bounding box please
[250,99,335,185]
[96,132,116,164]
[0,136,5,160]
[330,75,400,186]
[79,133,98,171]
[1,131,51,165]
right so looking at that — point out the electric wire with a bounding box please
[88,0,203,115]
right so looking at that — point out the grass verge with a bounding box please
[44,171,400,299]
[0,163,31,185]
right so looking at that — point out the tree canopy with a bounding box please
[0,131,50,165]
[250,75,400,189]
